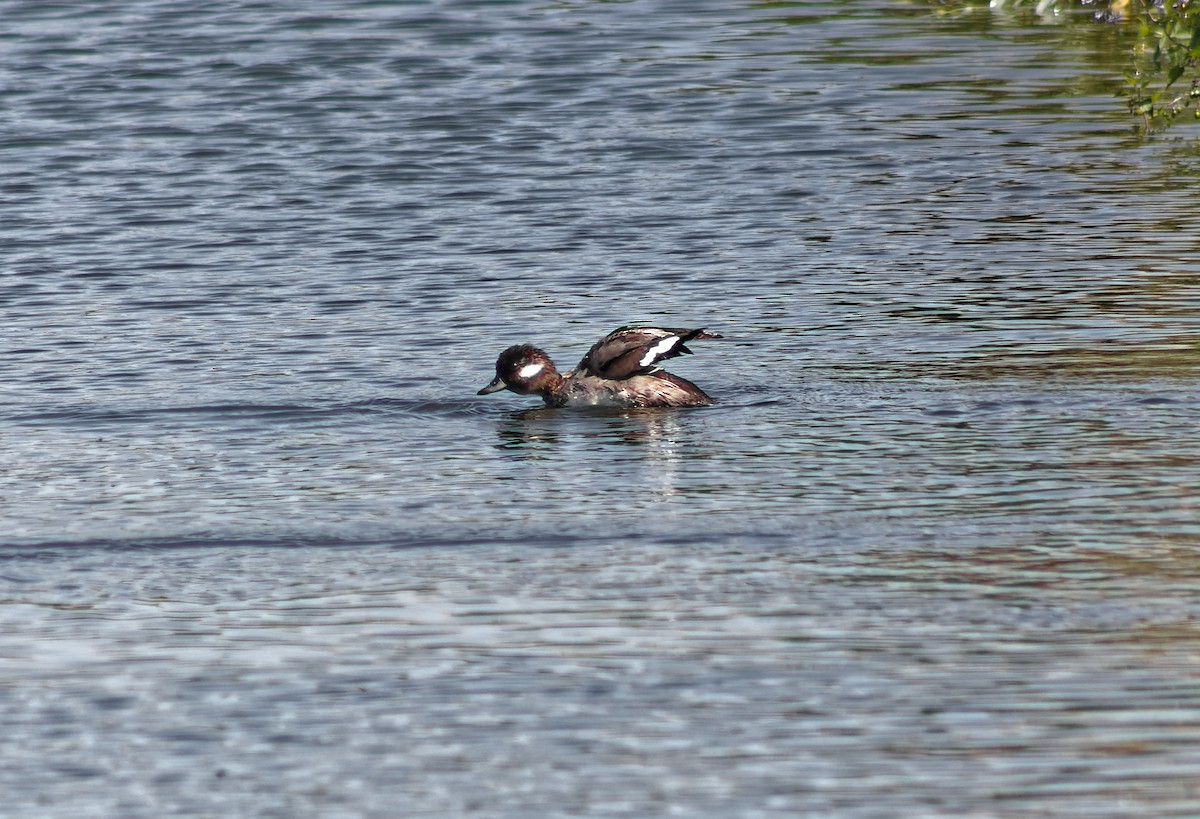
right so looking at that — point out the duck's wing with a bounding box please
[578,326,722,380]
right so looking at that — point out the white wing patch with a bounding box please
[518,362,545,379]
[639,335,679,368]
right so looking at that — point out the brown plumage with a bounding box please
[477,325,722,408]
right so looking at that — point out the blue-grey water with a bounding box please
[4,0,1200,815]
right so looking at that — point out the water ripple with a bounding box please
[1,0,1199,814]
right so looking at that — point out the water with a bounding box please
[3,0,1200,814]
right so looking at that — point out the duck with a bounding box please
[477,325,721,408]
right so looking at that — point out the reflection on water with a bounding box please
[497,405,691,452]
[494,406,697,507]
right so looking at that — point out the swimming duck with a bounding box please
[477,325,721,408]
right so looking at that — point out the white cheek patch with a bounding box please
[639,336,678,367]
[518,362,545,380]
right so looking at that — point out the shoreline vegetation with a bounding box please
[932,0,1200,131]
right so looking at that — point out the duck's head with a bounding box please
[477,344,560,397]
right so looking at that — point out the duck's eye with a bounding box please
[517,362,544,379]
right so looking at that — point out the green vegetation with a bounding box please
[1123,0,1200,129]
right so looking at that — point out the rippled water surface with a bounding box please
[3,0,1200,815]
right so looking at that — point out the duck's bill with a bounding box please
[477,377,507,395]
